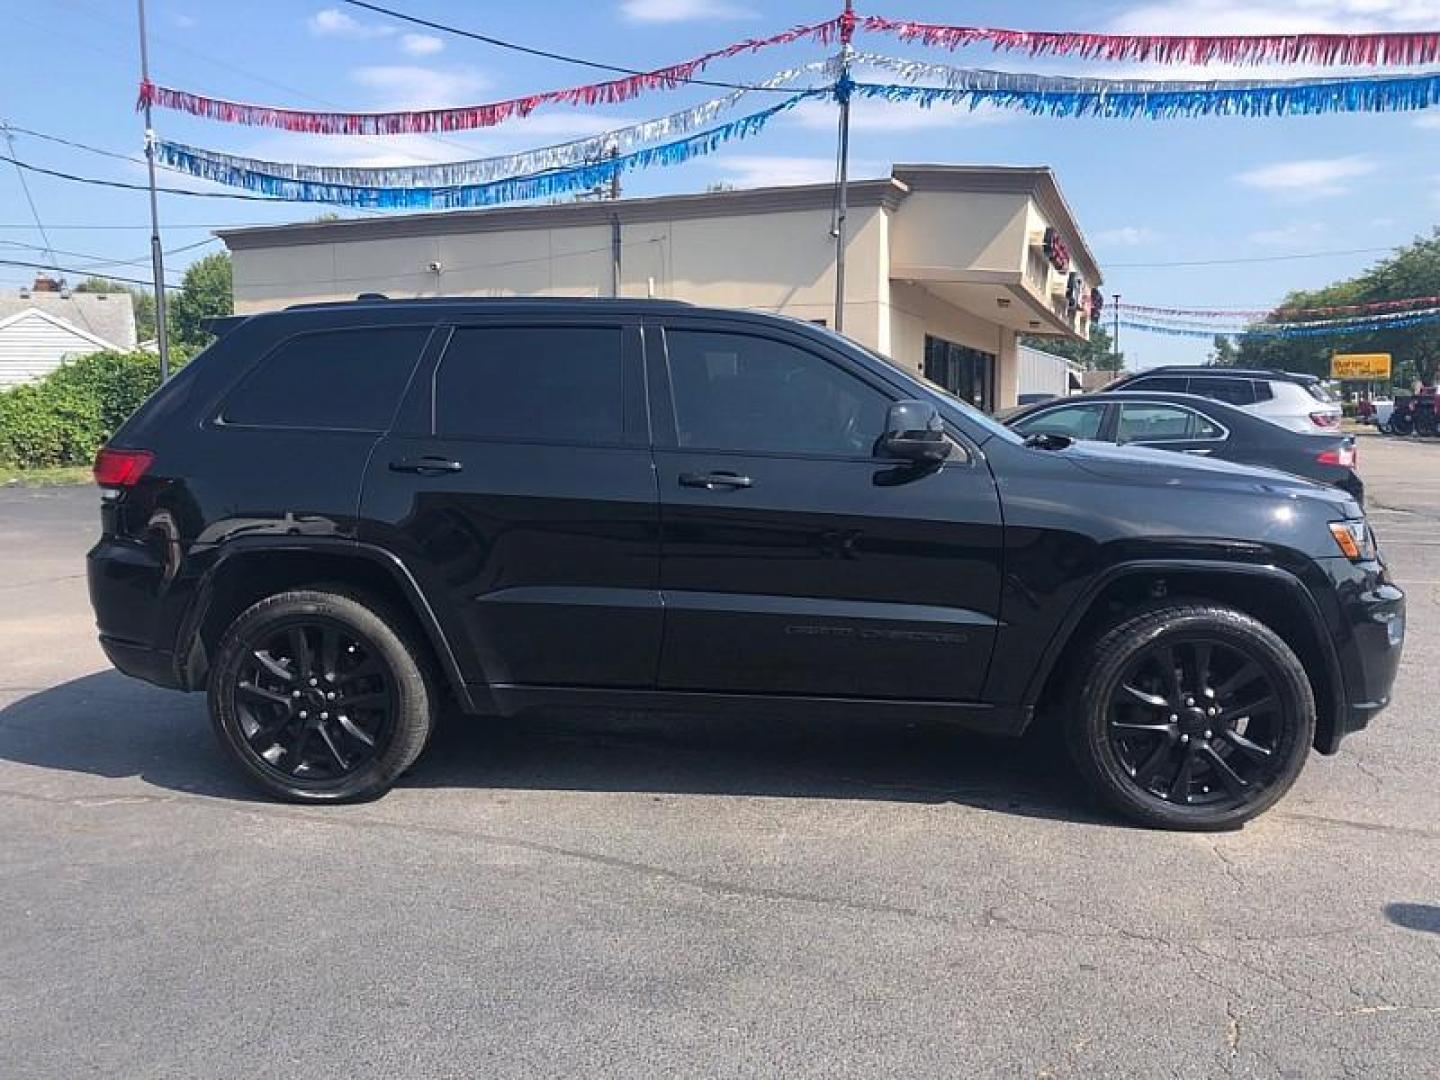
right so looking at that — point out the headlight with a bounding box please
[1329,519,1377,561]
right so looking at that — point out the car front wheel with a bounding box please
[208,588,435,802]
[1065,604,1315,831]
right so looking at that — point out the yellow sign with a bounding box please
[1331,353,1392,380]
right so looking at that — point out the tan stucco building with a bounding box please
[218,164,1102,412]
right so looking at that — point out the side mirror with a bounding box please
[879,400,951,464]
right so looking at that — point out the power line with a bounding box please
[337,0,826,93]
[0,236,215,275]
[0,256,180,291]
[1108,246,1395,269]
[2,128,60,276]
[1,123,144,166]
[0,149,285,201]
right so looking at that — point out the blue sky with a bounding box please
[4,0,1440,366]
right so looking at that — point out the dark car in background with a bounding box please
[1006,391,1364,504]
[87,298,1403,831]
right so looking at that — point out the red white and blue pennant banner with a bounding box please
[860,15,1440,67]
[136,17,841,134]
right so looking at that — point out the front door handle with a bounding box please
[679,471,753,490]
[389,456,464,475]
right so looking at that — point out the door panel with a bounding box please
[359,322,662,690]
[651,323,1004,701]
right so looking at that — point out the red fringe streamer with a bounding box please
[861,15,1440,67]
[137,17,842,134]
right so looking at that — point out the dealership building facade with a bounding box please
[218,164,1103,413]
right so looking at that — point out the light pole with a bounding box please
[1112,292,1122,371]
[137,0,171,381]
[831,0,855,333]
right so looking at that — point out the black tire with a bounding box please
[208,588,435,802]
[1391,413,1415,436]
[1418,411,1438,438]
[1064,605,1315,831]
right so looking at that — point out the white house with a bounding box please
[0,280,138,388]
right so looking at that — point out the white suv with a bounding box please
[1105,368,1343,433]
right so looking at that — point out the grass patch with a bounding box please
[1,464,94,487]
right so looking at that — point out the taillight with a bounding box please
[1316,445,1356,468]
[1310,412,1340,428]
[93,447,154,488]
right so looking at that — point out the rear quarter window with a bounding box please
[220,327,429,431]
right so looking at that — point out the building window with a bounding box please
[924,335,996,414]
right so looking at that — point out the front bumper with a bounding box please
[1311,556,1404,752]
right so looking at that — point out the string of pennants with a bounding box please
[138,11,1440,208]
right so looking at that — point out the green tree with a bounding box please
[1021,323,1123,371]
[75,277,156,342]
[1208,334,1238,366]
[1237,230,1440,386]
[167,252,233,351]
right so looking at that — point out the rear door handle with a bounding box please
[389,456,464,475]
[679,471,753,490]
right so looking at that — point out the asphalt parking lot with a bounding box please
[2,434,1438,1079]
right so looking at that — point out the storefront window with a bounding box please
[923,335,996,414]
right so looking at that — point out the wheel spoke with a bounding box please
[289,627,313,681]
[237,681,292,709]
[321,627,341,682]
[1132,737,1175,785]
[1191,642,1213,698]
[1214,661,1261,701]
[1120,683,1170,710]
[1224,694,1278,721]
[317,724,349,771]
[337,713,376,747]
[1220,728,1273,760]
[1200,744,1249,794]
[288,727,313,771]
[1169,748,1196,803]
[252,650,295,684]
[335,659,381,687]
[1157,646,1182,704]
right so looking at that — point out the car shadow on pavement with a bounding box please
[1385,903,1440,935]
[0,671,1114,825]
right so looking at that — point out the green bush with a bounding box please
[0,350,165,468]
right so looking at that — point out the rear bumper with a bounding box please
[1312,557,1405,752]
[87,537,192,691]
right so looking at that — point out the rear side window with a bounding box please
[435,327,624,444]
[1127,375,1188,393]
[222,327,427,430]
[1304,381,1338,403]
[1196,377,1257,406]
[1118,403,1223,442]
[1252,380,1275,402]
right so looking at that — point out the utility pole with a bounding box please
[137,0,171,381]
[831,0,855,333]
[1112,292,1122,371]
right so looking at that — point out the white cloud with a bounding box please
[1094,227,1159,247]
[351,65,488,110]
[1248,221,1328,246]
[714,155,885,188]
[309,7,395,39]
[173,13,197,29]
[788,97,1013,132]
[1111,0,1440,35]
[400,33,444,56]
[1236,156,1378,199]
[1416,113,1440,129]
[619,0,755,22]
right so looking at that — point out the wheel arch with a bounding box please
[176,538,479,712]
[1028,561,1345,753]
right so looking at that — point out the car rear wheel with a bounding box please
[208,589,435,802]
[1065,605,1314,831]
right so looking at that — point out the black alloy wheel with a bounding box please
[233,620,393,783]
[210,589,435,802]
[1067,605,1314,830]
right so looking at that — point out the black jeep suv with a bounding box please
[88,299,1404,829]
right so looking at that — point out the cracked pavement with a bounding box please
[2,434,1438,1078]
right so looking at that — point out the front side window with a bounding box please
[435,327,624,444]
[665,329,889,456]
[222,327,428,430]
[1118,404,1223,443]
[1013,403,1108,440]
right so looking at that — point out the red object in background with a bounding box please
[93,448,154,488]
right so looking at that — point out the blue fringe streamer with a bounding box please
[852,71,1440,119]
[155,92,817,208]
